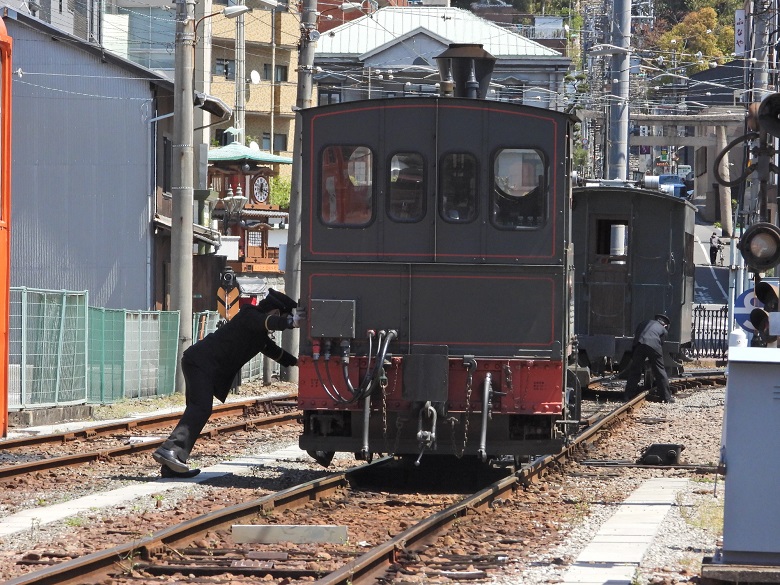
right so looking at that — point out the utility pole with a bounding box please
[235,0,246,145]
[172,0,196,393]
[606,0,631,181]
[282,0,318,383]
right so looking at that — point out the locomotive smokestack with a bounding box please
[434,44,496,99]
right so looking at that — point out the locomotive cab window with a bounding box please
[320,145,374,226]
[491,149,547,229]
[595,219,629,264]
[440,153,478,223]
[388,153,425,222]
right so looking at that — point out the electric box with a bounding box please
[722,346,780,564]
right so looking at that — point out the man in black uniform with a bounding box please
[624,314,674,403]
[153,289,305,478]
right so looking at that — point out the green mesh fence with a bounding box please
[8,290,269,409]
[88,308,180,403]
[8,288,89,408]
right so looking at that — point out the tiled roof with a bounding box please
[316,6,561,59]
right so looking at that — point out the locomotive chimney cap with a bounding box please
[434,43,496,99]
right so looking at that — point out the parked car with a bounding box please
[657,174,688,198]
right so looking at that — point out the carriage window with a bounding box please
[491,149,547,229]
[388,153,425,222]
[440,153,477,223]
[320,145,373,226]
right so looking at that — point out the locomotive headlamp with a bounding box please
[739,222,780,272]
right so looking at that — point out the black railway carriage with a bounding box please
[296,93,580,465]
[572,185,695,376]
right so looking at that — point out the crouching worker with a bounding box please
[153,289,305,478]
[623,314,673,403]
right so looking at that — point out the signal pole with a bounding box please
[282,0,318,383]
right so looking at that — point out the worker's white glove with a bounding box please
[287,309,306,328]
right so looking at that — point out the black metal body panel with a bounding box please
[402,349,449,403]
[301,262,565,358]
[301,98,571,265]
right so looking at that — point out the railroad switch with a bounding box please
[637,443,684,465]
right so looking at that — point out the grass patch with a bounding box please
[91,393,186,421]
[678,492,723,535]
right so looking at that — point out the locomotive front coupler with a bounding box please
[415,401,438,466]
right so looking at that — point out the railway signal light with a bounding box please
[738,222,780,273]
[750,281,780,345]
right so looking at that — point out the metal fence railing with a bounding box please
[689,304,729,360]
[8,291,277,410]
[89,308,180,404]
[9,288,89,409]
[9,287,182,408]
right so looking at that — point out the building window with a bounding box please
[216,58,235,80]
[215,129,235,146]
[263,64,288,82]
[163,137,172,195]
[273,134,287,152]
[263,133,287,152]
[318,86,341,105]
[248,231,263,247]
[497,84,524,103]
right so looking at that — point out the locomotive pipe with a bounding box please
[360,392,371,460]
[357,329,397,400]
[477,373,493,462]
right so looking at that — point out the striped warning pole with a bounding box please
[216,286,241,321]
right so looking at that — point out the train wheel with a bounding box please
[354,451,374,463]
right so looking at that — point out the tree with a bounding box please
[656,8,733,75]
[654,0,740,26]
[269,176,291,209]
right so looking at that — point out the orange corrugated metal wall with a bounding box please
[0,18,12,437]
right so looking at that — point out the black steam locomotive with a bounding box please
[295,44,694,466]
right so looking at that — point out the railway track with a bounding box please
[3,386,657,585]
[0,395,298,479]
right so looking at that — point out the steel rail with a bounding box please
[0,410,299,479]
[3,459,392,585]
[0,394,297,448]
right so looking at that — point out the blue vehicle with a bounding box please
[657,174,688,198]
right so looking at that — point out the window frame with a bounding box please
[386,152,426,223]
[318,144,375,228]
[489,147,549,230]
[438,152,479,224]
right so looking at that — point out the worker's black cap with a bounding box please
[258,288,298,314]
[655,314,671,326]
